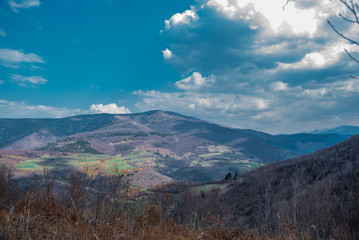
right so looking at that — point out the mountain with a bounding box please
[221,134,359,237]
[0,110,352,181]
[309,125,359,135]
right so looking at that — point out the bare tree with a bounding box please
[285,0,359,77]
[42,166,56,200]
[0,165,13,206]
[327,0,359,74]
[291,171,300,240]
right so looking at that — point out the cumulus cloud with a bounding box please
[160,0,354,76]
[10,74,47,87]
[134,74,359,133]
[90,103,131,114]
[147,0,359,133]
[175,72,215,90]
[0,100,82,118]
[270,81,288,91]
[203,0,348,37]
[0,48,44,68]
[164,6,198,30]
[8,0,41,12]
[161,48,173,59]
[277,41,354,70]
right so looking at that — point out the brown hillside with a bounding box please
[223,134,359,239]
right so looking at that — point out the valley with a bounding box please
[0,110,354,183]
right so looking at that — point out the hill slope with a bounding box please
[223,134,359,237]
[0,110,352,181]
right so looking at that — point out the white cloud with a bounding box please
[11,74,47,87]
[153,0,359,133]
[254,41,290,55]
[161,0,353,75]
[335,80,359,93]
[302,88,328,98]
[206,0,238,19]
[29,65,44,70]
[8,0,41,12]
[277,41,350,70]
[0,29,6,37]
[270,81,288,91]
[134,90,269,114]
[164,6,198,30]
[0,100,82,118]
[0,80,4,85]
[0,48,44,67]
[133,72,359,133]
[175,72,215,90]
[90,103,131,114]
[162,48,173,59]
[205,0,322,37]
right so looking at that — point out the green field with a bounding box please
[198,145,232,158]
[190,144,263,172]
[122,150,156,167]
[17,159,43,170]
[15,153,145,175]
[68,154,135,173]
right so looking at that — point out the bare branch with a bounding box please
[282,0,291,10]
[339,13,358,23]
[327,20,359,46]
[327,0,359,79]
[345,48,359,63]
[339,0,359,24]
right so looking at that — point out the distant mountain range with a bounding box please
[0,110,356,181]
[308,125,359,135]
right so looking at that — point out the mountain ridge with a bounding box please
[0,110,354,181]
[308,125,359,135]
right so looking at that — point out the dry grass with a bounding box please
[0,164,353,239]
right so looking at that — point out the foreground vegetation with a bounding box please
[0,166,357,239]
[0,166,249,240]
[1,135,359,240]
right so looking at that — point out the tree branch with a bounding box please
[339,0,359,24]
[282,0,291,10]
[327,20,359,46]
[339,13,358,23]
[345,48,359,63]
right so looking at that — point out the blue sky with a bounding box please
[0,0,358,133]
